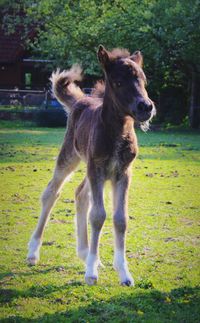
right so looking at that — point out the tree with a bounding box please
[2,0,200,127]
[142,0,200,127]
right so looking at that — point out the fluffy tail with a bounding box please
[50,64,85,112]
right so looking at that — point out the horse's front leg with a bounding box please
[85,165,106,285]
[112,168,134,286]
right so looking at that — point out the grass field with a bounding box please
[0,120,200,322]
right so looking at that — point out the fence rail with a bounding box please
[0,89,46,94]
[0,88,51,108]
[0,87,93,108]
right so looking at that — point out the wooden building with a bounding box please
[0,26,51,90]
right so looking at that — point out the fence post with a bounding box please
[44,90,49,109]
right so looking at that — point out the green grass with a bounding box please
[0,120,200,322]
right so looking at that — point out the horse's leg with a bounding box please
[75,177,90,262]
[85,165,106,285]
[27,127,80,265]
[112,168,134,286]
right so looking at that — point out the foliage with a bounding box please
[1,0,200,125]
[2,1,200,72]
[0,120,200,321]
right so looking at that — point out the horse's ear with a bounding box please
[130,50,143,67]
[98,45,110,67]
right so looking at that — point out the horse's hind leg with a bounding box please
[75,177,90,262]
[27,139,80,265]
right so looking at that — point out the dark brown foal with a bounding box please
[27,45,156,286]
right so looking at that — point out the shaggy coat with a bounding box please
[27,45,155,286]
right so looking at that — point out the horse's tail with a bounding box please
[50,64,85,112]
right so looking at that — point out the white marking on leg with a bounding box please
[114,249,134,286]
[27,236,42,265]
[85,253,98,285]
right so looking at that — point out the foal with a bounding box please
[27,45,156,286]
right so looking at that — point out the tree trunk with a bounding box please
[189,65,200,129]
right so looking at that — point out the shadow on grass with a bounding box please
[0,286,199,323]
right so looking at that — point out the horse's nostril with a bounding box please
[138,102,146,112]
[138,102,153,113]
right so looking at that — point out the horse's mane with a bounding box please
[91,80,105,99]
[109,48,130,59]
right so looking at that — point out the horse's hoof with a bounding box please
[121,279,134,287]
[85,275,98,286]
[27,257,38,266]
